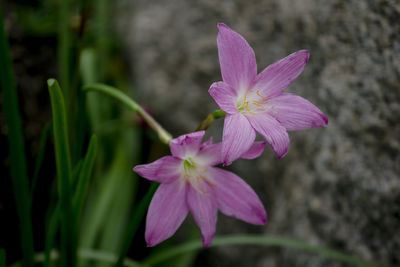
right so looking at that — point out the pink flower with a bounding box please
[133,131,266,247]
[209,23,328,165]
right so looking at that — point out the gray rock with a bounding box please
[116,0,400,266]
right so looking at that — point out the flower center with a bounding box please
[182,158,215,194]
[237,90,270,115]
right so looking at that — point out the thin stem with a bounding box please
[195,109,226,131]
[83,83,173,144]
[142,235,380,267]
[0,6,34,267]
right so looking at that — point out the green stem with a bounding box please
[0,6,34,267]
[83,83,173,144]
[195,109,226,131]
[142,235,380,267]
[115,183,159,267]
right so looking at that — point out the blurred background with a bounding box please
[1,0,399,266]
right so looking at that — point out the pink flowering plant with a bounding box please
[134,131,266,247]
[5,9,378,265]
[131,23,327,248]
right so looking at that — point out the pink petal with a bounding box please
[186,183,217,247]
[253,50,309,98]
[247,114,290,158]
[266,94,328,131]
[217,23,257,92]
[170,131,205,159]
[201,137,213,148]
[145,180,188,246]
[240,141,266,159]
[208,82,238,114]
[133,156,182,183]
[222,113,256,165]
[196,143,222,166]
[208,167,266,225]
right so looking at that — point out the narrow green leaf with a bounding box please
[0,249,6,267]
[47,78,77,267]
[0,6,34,267]
[31,122,51,199]
[142,235,380,267]
[73,135,98,219]
[72,159,83,189]
[114,183,159,267]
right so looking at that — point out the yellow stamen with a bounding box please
[244,101,255,115]
[252,101,266,108]
[203,177,216,186]
[256,90,270,100]
[196,176,208,193]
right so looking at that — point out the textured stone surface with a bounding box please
[116,0,400,266]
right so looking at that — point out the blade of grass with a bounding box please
[47,79,76,267]
[0,6,34,267]
[114,183,159,267]
[31,122,51,200]
[83,84,172,144]
[142,235,380,267]
[73,135,98,219]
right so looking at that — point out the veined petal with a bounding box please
[145,180,188,247]
[208,82,238,114]
[248,114,290,158]
[222,113,256,165]
[187,183,217,247]
[170,131,205,159]
[267,94,328,131]
[217,23,257,92]
[208,167,266,225]
[253,50,309,98]
[133,156,182,183]
[240,141,266,160]
[196,143,222,166]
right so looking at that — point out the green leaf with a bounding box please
[0,6,34,267]
[47,78,77,267]
[142,235,380,267]
[31,122,51,200]
[73,135,98,219]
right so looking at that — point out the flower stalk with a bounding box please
[83,83,173,144]
[195,109,226,131]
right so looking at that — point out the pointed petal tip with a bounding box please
[322,114,328,126]
[201,236,213,248]
[217,22,228,30]
[297,49,310,63]
[277,151,288,159]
